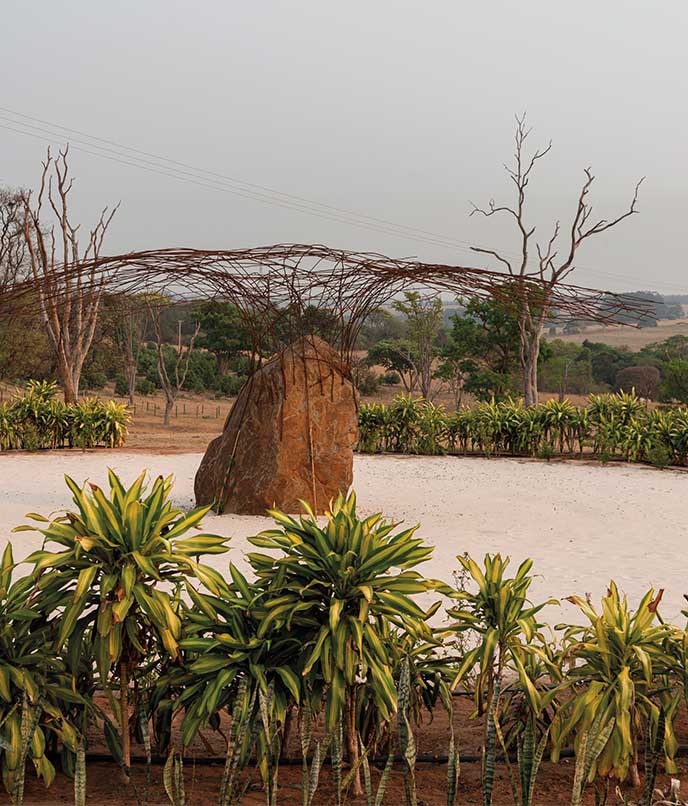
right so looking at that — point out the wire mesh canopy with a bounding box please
[1,241,654,512]
[18,242,647,360]
[2,242,653,369]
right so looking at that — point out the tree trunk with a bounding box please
[163,395,174,426]
[419,359,431,399]
[120,661,131,783]
[523,355,537,407]
[125,361,137,406]
[57,359,78,404]
[522,330,542,407]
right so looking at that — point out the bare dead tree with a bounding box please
[21,146,118,402]
[109,293,149,405]
[149,302,201,425]
[469,115,644,406]
[0,187,26,296]
[0,188,30,381]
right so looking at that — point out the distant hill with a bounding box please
[613,291,684,325]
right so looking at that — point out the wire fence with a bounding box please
[127,399,230,420]
[0,384,233,421]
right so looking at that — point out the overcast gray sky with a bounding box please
[1,1,686,292]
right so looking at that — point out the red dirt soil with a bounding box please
[8,697,688,805]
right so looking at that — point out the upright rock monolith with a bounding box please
[194,336,357,514]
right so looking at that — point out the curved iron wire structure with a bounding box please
[47,242,653,363]
[1,242,655,510]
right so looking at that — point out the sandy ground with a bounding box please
[0,451,686,626]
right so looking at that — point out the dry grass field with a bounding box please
[558,317,688,349]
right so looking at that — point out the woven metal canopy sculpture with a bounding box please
[2,243,652,513]
[64,242,650,360]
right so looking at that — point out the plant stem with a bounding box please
[346,689,363,797]
[120,661,131,783]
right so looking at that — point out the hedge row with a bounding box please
[0,381,130,451]
[358,392,688,466]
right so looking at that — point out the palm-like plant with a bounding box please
[539,399,578,454]
[386,394,423,453]
[0,381,130,451]
[552,583,680,786]
[247,491,446,795]
[357,402,388,454]
[0,545,80,796]
[356,393,688,466]
[445,554,558,806]
[16,469,228,776]
[152,562,305,800]
[446,554,557,715]
[415,400,448,455]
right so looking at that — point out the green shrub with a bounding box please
[216,374,245,397]
[355,366,380,396]
[0,382,130,451]
[357,392,688,467]
[114,373,128,397]
[135,378,155,396]
[381,371,401,385]
[81,370,107,391]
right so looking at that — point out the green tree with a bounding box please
[641,335,688,363]
[0,301,54,381]
[105,293,151,405]
[660,358,688,403]
[538,340,594,398]
[195,301,252,375]
[366,338,420,394]
[585,341,635,388]
[357,307,405,349]
[390,292,444,398]
[438,296,520,402]
[149,299,202,425]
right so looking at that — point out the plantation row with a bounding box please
[0,381,130,451]
[358,392,688,466]
[1,471,687,805]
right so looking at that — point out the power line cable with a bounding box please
[0,105,487,252]
[0,107,681,293]
[0,119,477,254]
[0,113,483,255]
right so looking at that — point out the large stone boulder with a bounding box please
[194,336,358,514]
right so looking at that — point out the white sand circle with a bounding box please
[0,452,685,626]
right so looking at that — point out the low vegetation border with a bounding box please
[0,380,130,451]
[357,392,688,468]
[2,472,688,805]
